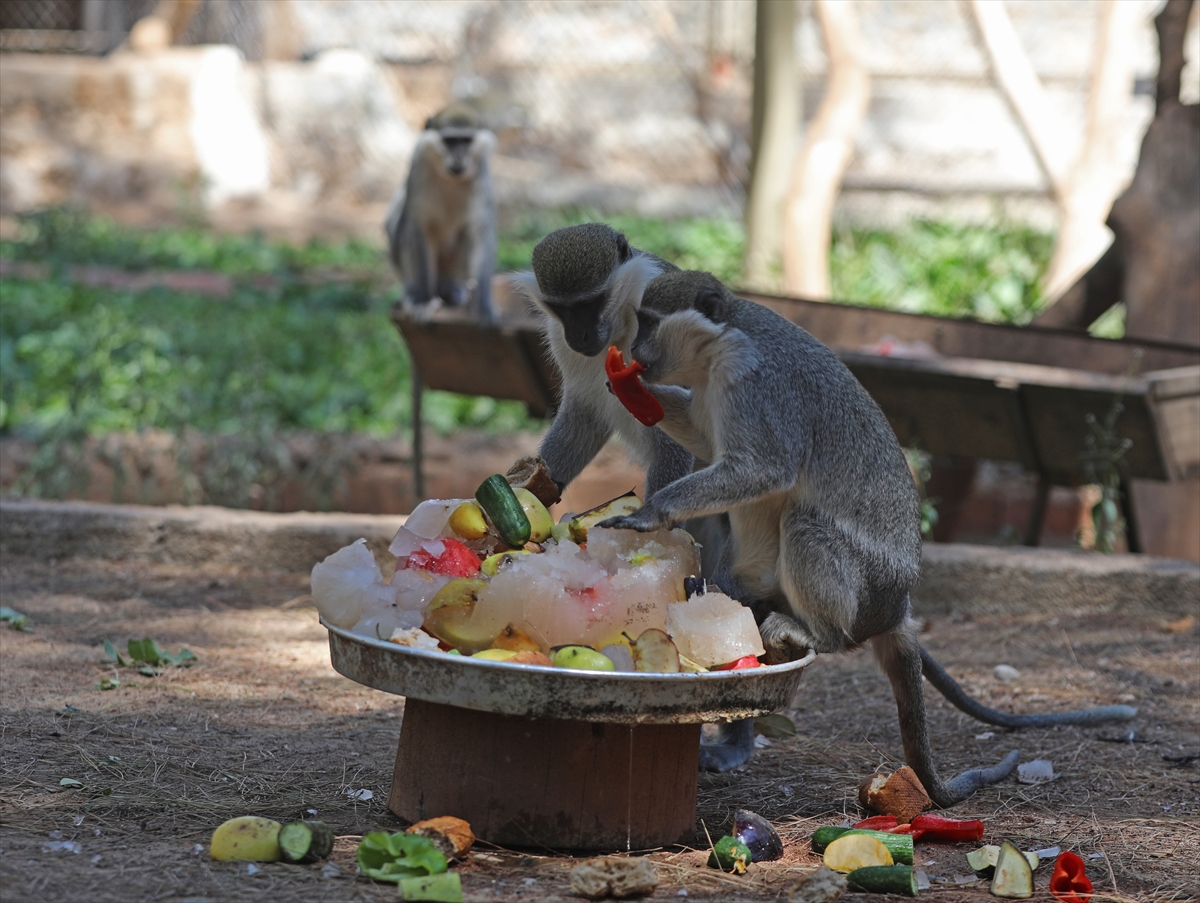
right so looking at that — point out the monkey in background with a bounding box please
[600,270,1136,803]
[511,224,729,578]
[385,104,497,322]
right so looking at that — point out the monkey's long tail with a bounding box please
[920,647,1138,727]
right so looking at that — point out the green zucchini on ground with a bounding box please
[400,872,463,902]
[278,820,335,864]
[475,474,531,547]
[991,841,1034,898]
[810,827,914,864]
[847,864,919,896]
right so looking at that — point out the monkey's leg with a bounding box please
[872,620,1020,808]
[920,647,1138,727]
[698,718,756,773]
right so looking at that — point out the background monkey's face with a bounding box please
[431,129,492,180]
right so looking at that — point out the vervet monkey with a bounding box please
[385,104,497,322]
[510,224,692,498]
[601,270,1136,804]
[511,224,729,577]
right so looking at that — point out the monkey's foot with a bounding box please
[698,719,755,773]
[758,612,817,665]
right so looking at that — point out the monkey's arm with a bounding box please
[537,398,615,491]
[646,385,716,462]
[601,452,795,532]
[644,429,696,499]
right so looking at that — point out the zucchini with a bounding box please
[991,841,1034,898]
[278,819,334,864]
[400,872,463,902]
[475,474,531,547]
[847,865,919,896]
[810,827,914,864]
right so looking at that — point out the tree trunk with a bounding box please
[743,0,799,290]
[1042,0,1139,300]
[781,0,869,299]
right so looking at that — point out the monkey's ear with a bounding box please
[696,289,727,323]
[616,233,632,264]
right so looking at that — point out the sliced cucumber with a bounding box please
[991,841,1034,898]
[278,820,334,864]
[810,827,914,864]
[475,474,531,547]
[847,864,919,896]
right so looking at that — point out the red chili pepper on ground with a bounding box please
[605,345,664,427]
[404,538,481,577]
[711,655,763,671]
[888,823,927,841]
[906,813,985,843]
[1050,851,1093,903]
[852,815,899,831]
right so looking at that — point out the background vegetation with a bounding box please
[1,207,1061,505]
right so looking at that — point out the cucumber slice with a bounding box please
[810,827,914,864]
[847,865,919,896]
[991,841,1034,898]
[475,474,531,547]
[278,820,334,864]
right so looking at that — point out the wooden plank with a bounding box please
[390,699,700,850]
[739,290,1200,375]
[1148,366,1200,480]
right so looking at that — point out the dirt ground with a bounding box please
[1,551,1197,903]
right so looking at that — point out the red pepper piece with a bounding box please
[404,538,481,577]
[605,345,664,427]
[852,815,899,831]
[907,813,985,843]
[711,655,763,671]
[1050,851,1093,903]
[888,823,927,841]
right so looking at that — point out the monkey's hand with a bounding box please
[597,505,675,533]
[758,612,816,665]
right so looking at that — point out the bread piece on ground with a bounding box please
[405,816,475,859]
[857,767,931,824]
[569,857,658,899]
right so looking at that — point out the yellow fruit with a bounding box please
[480,549,529,576]
[823,833,893,873]
[472,648,518,661]
[568,492,642,543]
[492,624,541,652]
[448,501,489,540]
[422,578,496,654]
[550,522,573,544]
[551,646,617,672]
[210,816,283,862]
[630,628,681,673]
[512,488,554,542]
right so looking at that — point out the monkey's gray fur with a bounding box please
[511,224,728,577]
[510,224,693,499]
[600,270,1136,805]
[385,104,497,322]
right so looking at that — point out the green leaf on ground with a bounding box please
[59,778,83,788]
[98,677,120,690]
[1,606,31,631]
[357,832,447,883]
[102,637,130,666]
[754,714,798,738]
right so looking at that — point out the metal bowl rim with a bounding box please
[321,618,817,680]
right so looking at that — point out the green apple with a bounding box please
[551,645,616,672]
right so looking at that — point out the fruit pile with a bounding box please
[311,478,766,673]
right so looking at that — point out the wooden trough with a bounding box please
[394,280,1200,550]
[325,620,815,849]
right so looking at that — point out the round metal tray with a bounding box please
[324,619,816,724]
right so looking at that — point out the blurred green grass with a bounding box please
[2,207,1066,505]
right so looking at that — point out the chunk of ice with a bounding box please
[400,498,469,541]
[352,606,424,639]
[391,568,452,612]
[665,591,765,668]
[311,540,397,628]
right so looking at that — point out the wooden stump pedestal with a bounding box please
[388,699,701,850]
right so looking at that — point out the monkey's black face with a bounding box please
[544,294,611,356]
[441,136,474,176]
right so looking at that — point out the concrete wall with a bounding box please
[2,0,1196,236]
